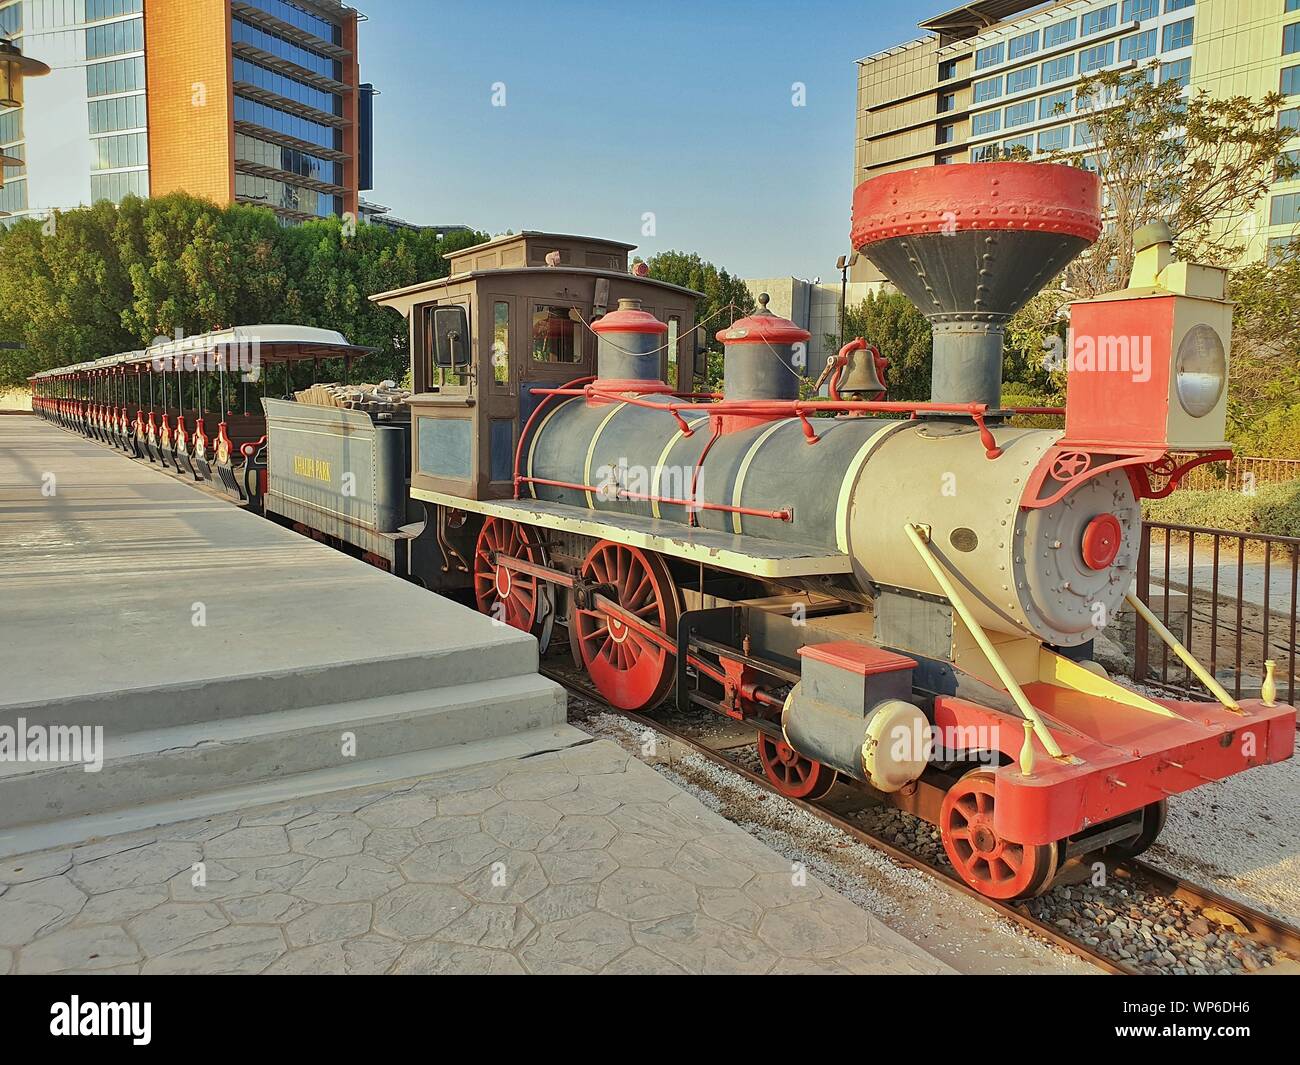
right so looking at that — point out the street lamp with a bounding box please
[836,251,860,343]
[0,37,50,109]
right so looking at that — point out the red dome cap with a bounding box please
[717,293,811,346]
[591,299,668,335]
[851,161,1102,248]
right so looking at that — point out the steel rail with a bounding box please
[545,665,1300,976]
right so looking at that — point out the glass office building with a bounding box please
[0,0,370,224]
[854,0,1300,274]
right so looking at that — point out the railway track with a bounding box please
[543,661,1300,976]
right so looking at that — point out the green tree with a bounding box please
[827,290,932,401]
[0,192,487,388]
[640,250,756,347]
[1040,65,1294,291]
[1008,65,1297,400]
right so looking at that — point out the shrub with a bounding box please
[1143,479,1300,537]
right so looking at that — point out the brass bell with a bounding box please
[837,342,887,397]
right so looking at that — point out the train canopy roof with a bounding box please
[29,325,374,380]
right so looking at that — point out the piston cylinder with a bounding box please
[780,642,930,792]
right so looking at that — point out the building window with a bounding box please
[1283,65,1300,96]
[0,108,21,145]
[85,57,145,98]
[1123,0,1159,19]
[1081,5,1117,35]
[1161,57,1191,87]
[492,302,510,385]
[1003,134,1034,153]
[1075,121,1095,146]
[1044,19,1076,48]
[936,153,956,164]
[532,305,581,363]
[1165,0,1194,10]
[231,18,340,80]
[1271,191,1300,225]
[1008,30,1039,61]
[971,144,1000,162]
[973,76,1003,103]
[1039,89,1074,119]
[235,172,340,217]
[233,95,340,151]
[1080,42,1115,73]
[90,170,147,204]
[936,123,955,144]
[1281,107,1300,134]
[974,42,1005,71]
[234,57,341,116]
[939,58,958,81]
[235,133,342,185]
[1038,125,1071,152]
[85,0,143,22]
[971,109,1001,135]
[91,132,148,170]
[1004,100,1035,127]
[1286,23,1300,55]
[938,91,956,113]
[1007,66,1037,94]
[1042,54,1075,83]
[0,177,27,214]
[85,17,143,60]
[88,94,147,134]
[3,141,23,176]
[1119,29,1157,61]
[0,1,19,36]
[1269,235,1298,263]
[244,0,341,45]
[1162,18,1194,51]
[1277,148,1300,181]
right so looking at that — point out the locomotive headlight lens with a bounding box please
[1174,325,1226,418]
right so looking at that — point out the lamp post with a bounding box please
[0,38,49,109]
[836,251,860,346]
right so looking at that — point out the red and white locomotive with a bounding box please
[383,163,1294,900]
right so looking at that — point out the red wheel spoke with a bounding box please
[575,541,679,712]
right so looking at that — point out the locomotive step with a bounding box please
[0,674,569,857]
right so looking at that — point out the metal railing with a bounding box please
[1133,521,1299,704]
[1177,456,1300,491]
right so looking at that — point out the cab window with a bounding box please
[531,304,581,363]
[492,300,510,386]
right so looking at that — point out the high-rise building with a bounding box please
[853,0,1300,279]
[1,0,371,223]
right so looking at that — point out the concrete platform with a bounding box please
[0,417,568,854]
[0,739,952,975]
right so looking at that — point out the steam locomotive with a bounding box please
[375,162,1294,900]
[31,165,1296,901]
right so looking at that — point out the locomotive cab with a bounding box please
[372,231,701,504]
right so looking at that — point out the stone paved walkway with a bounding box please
[0,740,950,975]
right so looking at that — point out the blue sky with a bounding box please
[362,1,924,279]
